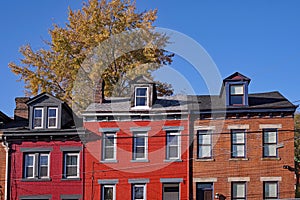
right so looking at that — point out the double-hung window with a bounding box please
[102,133,116,161]
[33,108,44,129]
[133,132,148,160]
[231,130,246,158]
[166,131,181,160]
[102,185,116,200]
[198,130,212,159]
[231,182,246,200]
[63,152,80,179]
[132,184,146,200]
[24,153,49,179]
[135,87,148,107]
[230,85,244,105]
[48,107,58,128]
[263,181,278,199]
[263,129,277,158]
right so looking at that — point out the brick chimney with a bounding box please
[14,97,30,121]
[94,79,105,104]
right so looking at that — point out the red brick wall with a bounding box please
[192,117,295,199]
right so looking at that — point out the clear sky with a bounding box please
[1,0,300,116]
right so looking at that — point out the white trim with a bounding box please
[135,87,149,107]
[64,152,80,178]
[194,126,216,130]
[166,131,181,160]
[260,177,282,182]
[102,132,117,161]
[228,177,250,182]
[259,124,282,129]
[102,185,116,200]
[133,132,148,160]
[193,178,217,182]
[33,107,44,129]
[132,184,146,200]
[39,153,50,178]
[47,107,58,128]
[227,124,249,130]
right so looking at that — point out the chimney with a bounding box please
[94,79,105,104]
[14,97,30,121]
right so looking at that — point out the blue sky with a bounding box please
[1,0,300,116]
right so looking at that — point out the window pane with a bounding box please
[199,134,211,145]
[104,187,114,200]
[230,96,243,105]
[48,118,56,127]
[233,183,245,198]
[264,145,277,157]
[168,135,178,145]
[67,155,78,165]
[25,155,34,166]
[169,146,178,158]
[34,118,42,127]
[66,166,77,176]
[26,167,33,177]
[265,182,277,198]
[231,85,244,95]
[134,186,144,199]
[264,131,276,143]
[34,109,42,117]
[233,132,245,143]
[136,137,145,146]
[48,108,56,117]
[233,145,245,157]
[40,166,48,177]
[136,88,147,96]
[136,97,147,106]
[40,155,48,165]
[199,146,211,158]
[105,147,114,159]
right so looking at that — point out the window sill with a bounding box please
[100,160,118,163]
[21,178,51,182]
[261,157,281,161]
[131,159,149,163]
[164,159,182,162]
[61,178,81,181]
[229,158,249,161]
[195,158,215,162]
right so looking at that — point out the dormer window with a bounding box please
[135,87,148,107]
[48,107,58,128]
[230,84,244,105]
[33,108,43,129]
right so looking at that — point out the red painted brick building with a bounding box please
[190,72,297,200]
[83,76,190,200]
[3,93,84,200]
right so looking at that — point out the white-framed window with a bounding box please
[102,185,116,200]
[198,130,212,159]
[230,84,244,105]
[24,153,49,179]
[263,129,278,157]
[133,132,148,160]
[33,107,44,129]
[263,181,278,199]
[63,152,80,178]
[232,182,246,200]
[132,184,146,200]
[135,87,148,107]
[166,131,181,160]
[48,107,58,128]
[231,130,246,158]
[102,133,116,161]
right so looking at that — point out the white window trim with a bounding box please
[132,184,146,200]
[102,185,116,200]
[24,153,35,179]
[133,132,148,160]
[231,182,247,200]
[197,130,212,159]
[24,153,50,179]
[263,129,278,158]
[39,153,50,178]
[102,133,117,161]
[134,87,149,108]
[166,131,181,160]
[48,107,58,128]
[263,181,279,199]
[231,129,246,158]
[33,107,44,129]
[64,152,80,179]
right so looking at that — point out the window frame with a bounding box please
[135,87,149,107]
[263,129,278,158]
[33,107,44,129]
[197,130,212,159]
[132,184,146,200]
[47,107,58,128]
[102,185,116,200]
[229,84,244,105]
[231,129,246,158]
[63,152,80,179]
[102,132,117,161]
[162,183,180,200]
[133,132,148,160]
[263,181,278,199]
[166,131,181,160]
[231,182,246,200]
[23,152,50,179]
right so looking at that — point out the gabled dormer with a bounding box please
[27,93,75,130]
[223,72,251,106]
[131,76,157,109]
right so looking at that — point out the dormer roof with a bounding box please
[26,92,64,106]
[223,72,251,83]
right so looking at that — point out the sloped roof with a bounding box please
[223,72,251,83]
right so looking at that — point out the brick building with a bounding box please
[190,72,297,200]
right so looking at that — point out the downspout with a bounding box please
[2,136,9,200]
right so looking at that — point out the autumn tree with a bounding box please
[9,0,174,110]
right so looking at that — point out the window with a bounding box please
[63,152,79,178]
[163,183,179,200]
[102,185,116,200]
[24,153,49,179]
[197,130,212,159]
[232,182,246,200]
[33,108,44,128]
[231,130,246,158]
[263,182,278,199]
[263,129,277,157]
[102,133,116,160]
[230,85,244,105]
[135,87,148,107]
[166,131,181,160]
[132,184,146,200]
[48,107,58,128]
[133,132,148,160]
